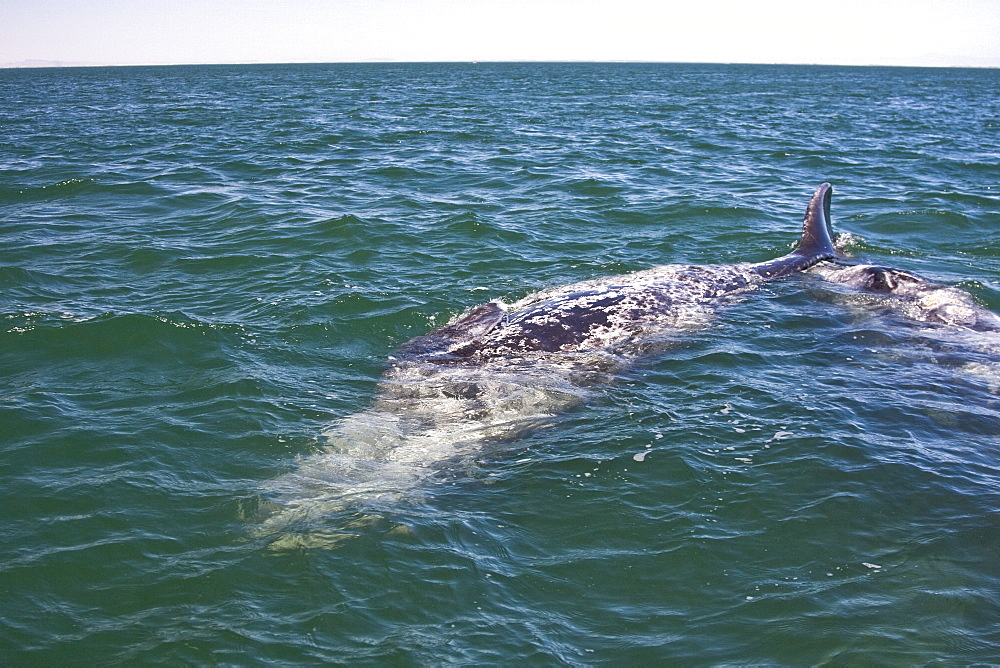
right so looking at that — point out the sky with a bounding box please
[2,0,999,68]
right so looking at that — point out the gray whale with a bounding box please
[261,184,842,539]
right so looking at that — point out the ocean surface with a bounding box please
[1,62,999,664]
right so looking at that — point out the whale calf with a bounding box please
[807,261,1000,332]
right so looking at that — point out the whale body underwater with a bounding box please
[261,183,999,534]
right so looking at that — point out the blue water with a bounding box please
[1,62,999,664]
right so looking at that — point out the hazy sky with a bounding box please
[3,0,999,67]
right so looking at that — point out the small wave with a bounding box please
[832,232,865,255]
[2,311,242,367]
[0,177,93,204]
[2,174,178,205]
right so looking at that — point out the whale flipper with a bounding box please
[793,181,836,259]
[753,182,837,279]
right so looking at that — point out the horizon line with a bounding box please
[3,58,998,71]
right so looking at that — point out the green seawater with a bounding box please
[1,62,999,664]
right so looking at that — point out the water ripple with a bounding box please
[1,62,998,664]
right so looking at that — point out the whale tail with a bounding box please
[754,182,838,279]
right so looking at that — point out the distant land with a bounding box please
[1,59,107,68]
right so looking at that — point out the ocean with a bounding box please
[1,62,998,664]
